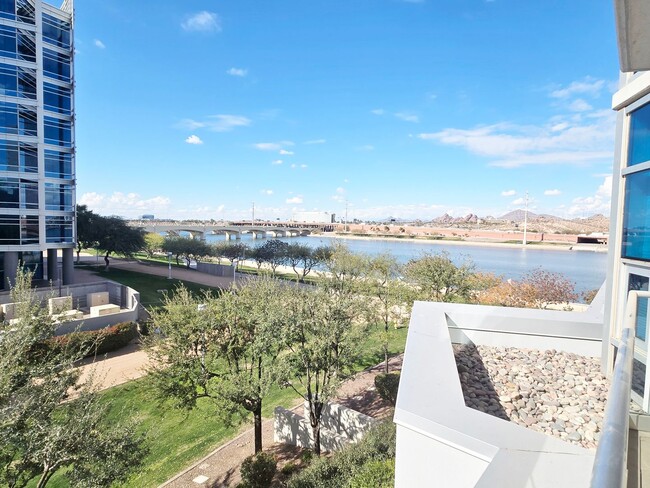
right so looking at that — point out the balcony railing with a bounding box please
[590,290,650,488]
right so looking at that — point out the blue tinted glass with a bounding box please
[629,103,650,166]
[623,170,650,260]
[0,0,14,20]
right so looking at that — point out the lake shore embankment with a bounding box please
[312,232,608,253]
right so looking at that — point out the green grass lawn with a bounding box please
[37,324,408,488]
[76,264,222,309]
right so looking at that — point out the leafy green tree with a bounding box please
[322,244,370,294]
[404,251,475,303]
[259,239,289,277]
[0,271,145,488]
[366,254,413,373]
[143,232,165,258]
[281,285,367,456]
[75,205,101,263]
[218,242,249,268]
[96,216,145,269]
[248,244,273,271]
[285,244,332,282]
[147,278,287,454]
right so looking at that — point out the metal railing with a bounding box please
[590,290,650,488]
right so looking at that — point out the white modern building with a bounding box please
[0,0,75,289]
[394,1,650,486]
[292,211,335,224]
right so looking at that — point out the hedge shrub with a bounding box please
[238,452,277,488]
[46,322,138,358]
[348,459,395,488]
[287,421,396,488]
[374,372,400,406]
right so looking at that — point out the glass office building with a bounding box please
[0,0,74,288]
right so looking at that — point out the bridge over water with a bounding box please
[128,220,336,240]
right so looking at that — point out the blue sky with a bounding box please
[73,0,619,221]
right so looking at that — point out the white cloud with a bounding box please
[544,189,562,196]
[279,149,294,155]
[371,109,385,115]
[290,164,297,169]
[300,164,308,169]
[395,112,419,123]
[304,139,326,145]
[568,99,593,112]
[418,105,615,168]
[511,197,525,206]
[254,141,294,152]
[501,190,516,196]
[93,39,105,49]
[271,159,283,165]
[181,11,221,32]
[357,145,374,151]
[177,114,251,132]
[549,78,605,99]
[261,189,273,195]
[227,67,247,77]
[79,192,172,217]
[568,176,612,216]
[286,196,303,204]
[185,135,203,145]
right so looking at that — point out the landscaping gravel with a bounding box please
[454,344,609,449]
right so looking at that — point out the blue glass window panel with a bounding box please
[45,183,72,211]
[0,178,19,207]
[44,116,72,146]
[46,216,73,243]
[43,48,70,82]
[0,66,16,96]
[623,170,650,260]
[0,102,18,134]
[0,26,16,58]
[42,14,70,48]
[0,0,14,20]
[44,83,71,114]
[629,103,650,166]
[629,274,650,341]
[44,149,72,178]
[0,215,20,244]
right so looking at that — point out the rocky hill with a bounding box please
[421,211,609,235]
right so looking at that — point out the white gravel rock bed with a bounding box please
[453,344,609,449]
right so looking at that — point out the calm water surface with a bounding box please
[203,234,607,294]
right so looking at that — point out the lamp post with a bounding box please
[232,258,238,284]
[167,252,173,279]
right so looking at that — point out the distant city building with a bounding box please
[0,0,75,288]
[293,211,335,224]
[141,214,155,220]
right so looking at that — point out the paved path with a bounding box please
[75,341,150,390]
[78,255,236,289]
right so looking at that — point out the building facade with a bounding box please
[604,73,650,410]
[0,0,75,288]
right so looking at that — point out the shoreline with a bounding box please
[309,232,608,253]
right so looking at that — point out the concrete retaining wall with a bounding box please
[274,402,376,452]
[307,402,378,443]
[196,262,235,277]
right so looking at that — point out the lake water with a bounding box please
[203,234,607,294]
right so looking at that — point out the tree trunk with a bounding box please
[76,246,80,263]
[36,468,53,488]
[384,323,389,374]
[104,252,110,270]
[312,423,321,456]
[254,403,263,454]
